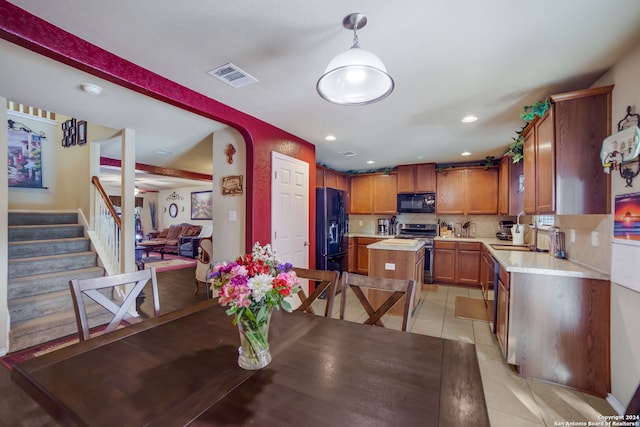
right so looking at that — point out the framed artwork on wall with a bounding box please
[77,120,87,145]
[221,175,243,196]
[191,190,213,220]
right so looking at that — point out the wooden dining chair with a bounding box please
[69,267,160,341]
[339,272,415,331]
[293,267,340,317]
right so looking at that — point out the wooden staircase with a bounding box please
[7,211,107,352]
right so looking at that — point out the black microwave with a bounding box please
[397,192,436,213]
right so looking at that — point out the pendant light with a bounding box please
[316,13,394,105]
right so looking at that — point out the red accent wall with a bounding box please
[0,1,317,264]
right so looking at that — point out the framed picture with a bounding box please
[191,190,213,220]
[61,118,76,147]
[222,175,243,196]
[614,192,640,241]
[77,120,87,145]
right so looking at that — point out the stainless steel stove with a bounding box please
[396,223,438,284]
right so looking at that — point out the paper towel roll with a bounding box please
[512,225,525,245]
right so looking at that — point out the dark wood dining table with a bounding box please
[12,299,490,427]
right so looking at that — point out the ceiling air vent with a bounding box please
[207,63,258,88]
[339,151,357,157]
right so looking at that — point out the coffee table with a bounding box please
[137,242,167,259]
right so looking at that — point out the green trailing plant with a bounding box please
[504,124,527,164]
[520,98,551,121]
[505,100,550,164]
[482,156,496,170]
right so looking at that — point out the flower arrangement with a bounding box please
[207,242,300,369]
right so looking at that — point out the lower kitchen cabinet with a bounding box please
[496,268,611,397]
[433,240,481,286]
[479,245,495,301]
[368,246,425,315]
[349,237,383,275]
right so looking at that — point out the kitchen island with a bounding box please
[367,239,425,315]
[435,236,611,397]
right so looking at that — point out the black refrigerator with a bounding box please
[316,187,348,271]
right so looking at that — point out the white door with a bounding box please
[271,152,309,298]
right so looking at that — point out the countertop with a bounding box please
[367,238,426,252]
[434,236,610,280]
[346,232,393,238]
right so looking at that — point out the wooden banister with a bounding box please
[91,176,121,229]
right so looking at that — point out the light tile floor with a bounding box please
[311,283,618,427]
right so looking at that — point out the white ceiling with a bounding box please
[4,1,640,178]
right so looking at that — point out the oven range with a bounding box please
[396,223,438,284]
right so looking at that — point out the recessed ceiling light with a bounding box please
[461,115,478,123]
[81,83,103,95]
[325,135,336,141]
[461,151,471,156]
[366,160,375,164]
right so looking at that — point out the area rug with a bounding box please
[144,258,197,272]
[454,296,493,322]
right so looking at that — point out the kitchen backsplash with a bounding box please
[348,213,516,238]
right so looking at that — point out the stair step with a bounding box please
[8,267,105,299]
[8,211,78,226]
[8,237,91,259]
[8,224,84,242]
[9,290,74,323]
[8,252,98,279]
[9,306,113,353]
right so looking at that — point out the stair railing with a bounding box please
[91,176,121,275]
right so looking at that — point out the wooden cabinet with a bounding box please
[479,245,495,301]
[498,157,524,216]
[350,237,382,274]
[369,246,425,314]
[316,165,348,192]
[349,173,397,214]
[347,237,355,273]
[436,167,498,215]
[433,241,456,283]
[505,272,611,397]
[522,85,613,215]
[433,240,481,286]
[397,163,436,193]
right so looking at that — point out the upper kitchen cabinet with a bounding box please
[436,167,499,215]
[316,165,348,192]
[498,157,524,215]
[522,85,613,215]
[397,163,436,193]
[350,173,397,214]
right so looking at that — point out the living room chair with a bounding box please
[293,267,340,317]
[339,272,415,331]
[194,238,213,297]
[69,267,160,341]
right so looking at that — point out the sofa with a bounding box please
[139,223,202,255]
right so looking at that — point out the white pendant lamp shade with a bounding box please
[317,13,394,105]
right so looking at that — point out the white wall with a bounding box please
[211,128,246,261]
[157,185,214,229]
[592,43,640,411]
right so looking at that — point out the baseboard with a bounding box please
[606,393,626,415]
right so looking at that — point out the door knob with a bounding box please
[304,241,310,246]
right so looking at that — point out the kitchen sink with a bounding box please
[490,243,532,252]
